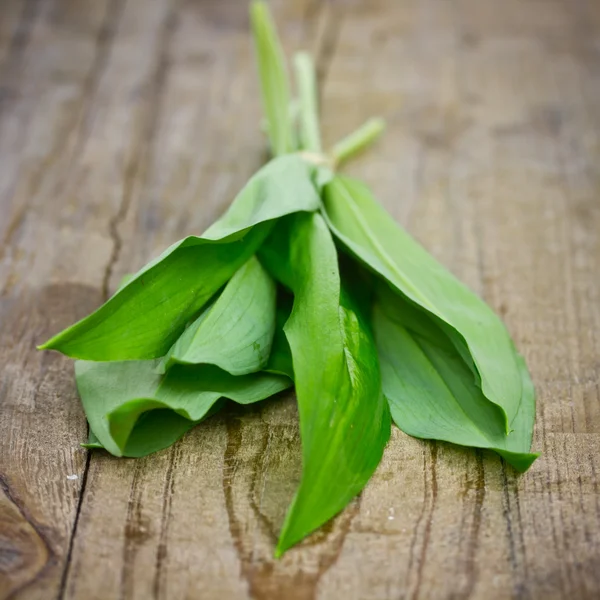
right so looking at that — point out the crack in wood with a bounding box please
[119,461,153,600]
[57,2,180,598]
[410,443,438,600]
[151,443,180,599]
[461,451,485,599]
[55,452,91,600]
[501,459,531,599]
[101,2,179,301]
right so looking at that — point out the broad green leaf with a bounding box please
[322,175,522,430]
[373,283,538,472]
[260,212,391,556]
[160,256,276,375]
[75,360,291,457]
[40,155,320,360]
[250,1,295,156]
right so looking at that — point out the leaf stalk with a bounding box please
[330,117,386,167]
[294,52,322,153]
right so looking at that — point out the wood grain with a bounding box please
[1,0,599,599]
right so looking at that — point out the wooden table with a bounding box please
[1,0,599,598]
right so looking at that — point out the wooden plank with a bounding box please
[61,1,334,599]
[0,1,123,597]
[0,0,177,597]
[0,0,37,71]
[319,0,600,598]
[0,0,599,598]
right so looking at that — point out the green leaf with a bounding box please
[160,256,276,375]
[75,360,291,457]
[82,428,103,450]
[322,175,523,431]
[250,1,295,156]
[373,283,538,472]
[264,291,294,378]
[40,155,320,360]
[260,212,391,556]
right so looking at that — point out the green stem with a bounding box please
[251,1,295,156]
[293,52,322,153]
[330,118,385,166]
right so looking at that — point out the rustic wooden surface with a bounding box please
[1,0,600,598]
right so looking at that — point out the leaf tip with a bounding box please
[38,329,67,352]
[274,513,303,558]
[517,452,541,473]
[273,515,296,558]
[501,450,540,473]
[274,537,290,559]
[249,0,269,24]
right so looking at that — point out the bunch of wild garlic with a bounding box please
[41,2,537,555]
